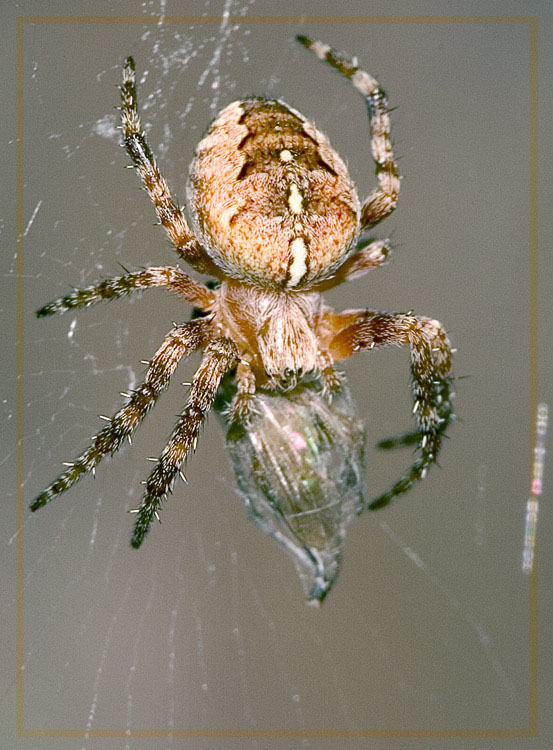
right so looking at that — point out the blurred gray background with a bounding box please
[2,0,553,748]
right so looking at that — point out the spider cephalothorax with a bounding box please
[31,36,454,550]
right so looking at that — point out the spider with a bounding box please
[31,36,454,549]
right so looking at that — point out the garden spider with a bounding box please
[31,36,454,550]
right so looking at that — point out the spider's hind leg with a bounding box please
[296,35,400,229]
[120,57,218,275]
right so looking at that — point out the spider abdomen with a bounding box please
[188,98,360,290]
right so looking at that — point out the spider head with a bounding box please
[187,98,360,290]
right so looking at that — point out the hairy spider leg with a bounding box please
[227,359,257,424]
[120,57,220,276]
[296,36,400,230]
[312,239,391,292]
[36,266,216,317]
[30,319,210,512]
[130,337,239,547]
[325,310,454,509]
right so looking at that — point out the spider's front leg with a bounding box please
[227,359,258,424]
[130,337,239,547]
[30,318,211,512]
[325,309,454,509]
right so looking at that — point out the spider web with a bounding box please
[2,2,543,748]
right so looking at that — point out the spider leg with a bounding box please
[317,349,347,397]
[296,36,400,229]
[227,359,258,424]
[130,337,239,548]
[312,239,391,292]
[120,57,221,277]
[324,309,454,509]
[30,319,210,512]
[36,266,216,317]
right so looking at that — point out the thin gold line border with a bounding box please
[16,13,539,739]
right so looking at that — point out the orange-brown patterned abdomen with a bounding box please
[187,98,360,289]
